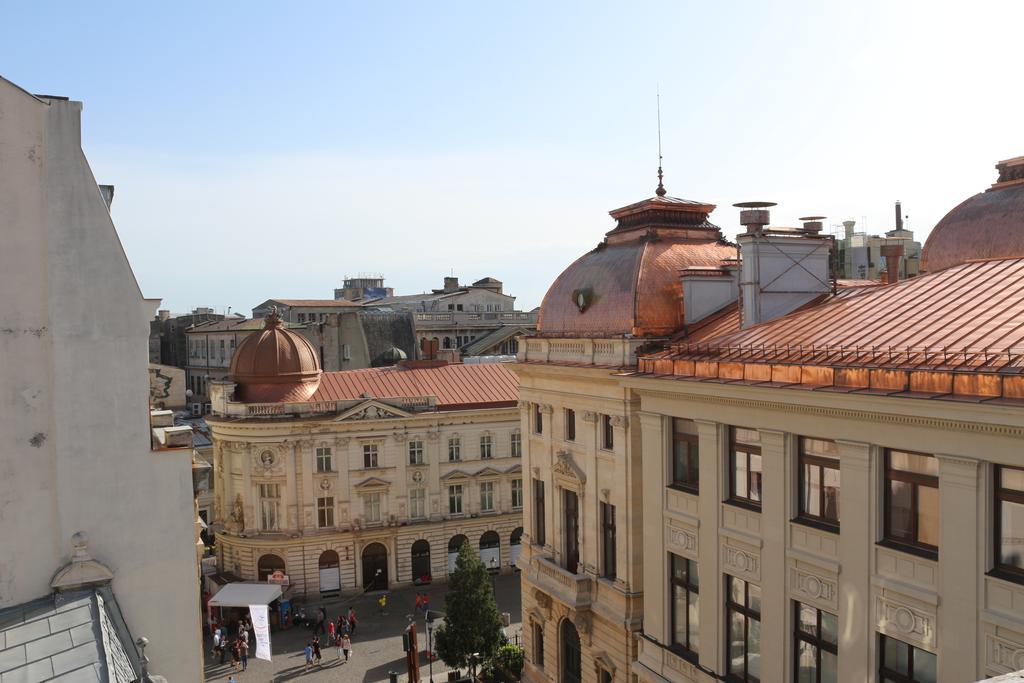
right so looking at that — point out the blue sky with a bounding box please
[3,1,1022,313]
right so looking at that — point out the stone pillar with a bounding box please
[836,440,873,682]
[300,439,315,530]
[638,411,664,638]
[696,420,723,673]
[758,429,789,679]
[936,454,981,682]
[285,443,298,531]
[240,444,253,534]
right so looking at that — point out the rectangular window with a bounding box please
[316,446,333,473]
[533,479,546,545]
[565,409,576,441]
[798,438,840,529]
[884,450,938,557]
[364,492,381,523]
[878,634,937,683]
[410,489,426,519]
[534,404,543,435]
[672,419,699,492]
[317,496,334,528]
[448,438,461,462]
[258,483,280,531]
[729,427,763,509]
[363,444,379,468]
[602,414,614,450]
[480,435,493,459]
[601,502,616,580]
[480,481,495,511]
[408,440,424,465]
[564,489,580,573]
[511,479,523,509]
[726,575,762,682]
[533,622,545,667]
[449,484,464,515]
[996,465,1024,580]
[794,601,837,683]
[670,554,699,659]
[511,432,522,457]
[219,339,225,361]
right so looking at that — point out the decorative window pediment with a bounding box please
[353,476,392,490]
[335,399,412,422]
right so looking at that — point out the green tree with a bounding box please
[433,541,504,671]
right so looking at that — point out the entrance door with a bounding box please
[561,619,582,683]
[318,550,341,594]
[361,543,388,590]
[411,540,431,582]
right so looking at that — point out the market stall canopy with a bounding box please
[209,582,282,607]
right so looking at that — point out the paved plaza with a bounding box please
[203,574,522,683]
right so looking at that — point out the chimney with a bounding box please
[158,309,171,321]
[842,220,856,241]
[894,201,903,231]
[880,241,904,285]
[443,276,459,292]
[735,202,831,328]
[680,264,739,324]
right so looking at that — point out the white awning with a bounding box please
[208,583,283,607]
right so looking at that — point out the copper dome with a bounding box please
[229,309,322,402]
[537,194,736,338]
[921,156,1024,273]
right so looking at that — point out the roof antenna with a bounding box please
[656,86,666,197]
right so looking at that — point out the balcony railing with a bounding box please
[532,556,593,609]
[217,394,437,418]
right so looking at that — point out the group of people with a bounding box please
[304,607,358,671]
[211,619,250,673]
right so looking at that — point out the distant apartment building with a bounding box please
[149,307,233,367]
[834,202,922,281]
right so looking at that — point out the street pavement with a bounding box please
[203,573,522,683]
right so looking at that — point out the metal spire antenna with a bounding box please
[656,87,666,197]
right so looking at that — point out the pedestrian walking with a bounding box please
[230,639,241,671]
[304,642,314,672]
[238,638,248,671]
[415,593,422,613]
[378,593,387,615]
[337,615,346,635]
[347,606,357,635]
[341,633,352,662]
[312,635,322,666]
[335,631,344,660]
[328,619,336,640]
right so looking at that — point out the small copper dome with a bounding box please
[538,194,735,338]
[229,308,321,402]
[921,156,1024,272]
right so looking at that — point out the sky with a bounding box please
[3,1,1022,314]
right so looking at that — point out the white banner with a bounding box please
[249,604,272,662]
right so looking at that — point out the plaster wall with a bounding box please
[0,82,201,679]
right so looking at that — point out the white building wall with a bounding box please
[0,81,201,679]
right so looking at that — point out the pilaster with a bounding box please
[241,443,253,534]
[937,453,981,682]
[836,439,873,682]
[300,439,315,530]
[285,443,298,531]
[638,411,664,638]
[758,428,788,679]
[696,419,722,673]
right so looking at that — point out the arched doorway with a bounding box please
[480,530,500,572]
[411,540,431,583]
[561,619,582,683]
[361,543,388,590]
[447,534,468,574]
[257,554,285,582]
[318,550,340,594]
[509,527,523,569]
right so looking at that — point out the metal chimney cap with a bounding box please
[733,201,777,209]
[798,215,827,221]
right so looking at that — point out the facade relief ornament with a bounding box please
[722,545,760,580]
[581,411,598,423]
[346,404,403,421]
[552,450,586,484]
[334,437,350,448]
[876,594,935,649]
[516,400,530,409]
[789,566,837,609]
[411,470,425,484]
[667,526,698,555]
[426,429,440,442]
[319,478,332,491]
[987,633,1024,673]
[609,415,628,428]
[229,494,245,532]
[533,589,552,611]
[538,404,553,415]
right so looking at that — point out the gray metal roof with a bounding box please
[0,588,141,682]
[462,325,531,356]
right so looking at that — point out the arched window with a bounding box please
[447,534,469,574]
[561,619,582,683]
[257,554,285,582]
[443,337,452,349]
[510,527,524,568]
[318,550,341,594]
[480,530,500,572]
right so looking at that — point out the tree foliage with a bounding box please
[433,541,504,670]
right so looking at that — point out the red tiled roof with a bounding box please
[312,362,519,409]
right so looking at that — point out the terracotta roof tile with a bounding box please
[312,362,519,409]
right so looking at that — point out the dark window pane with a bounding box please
[672,584,686,646]
[821,610,838,646]
[730,576,745,605]
[728,611,745,675]
[746,618,761,680]
[888,480,914,542]
[883,637,909,672]
[689,559,699,588]
[914,648,937,683]
[734,453,749,499]
[821,651,837,683]
[823,465,841,522]
[687,590,699,653]
[796,641,817,683]
[1000,500,1024,569]
[747,583,761,614]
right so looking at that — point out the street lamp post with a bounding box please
[135,636,150,682]
[489,557,497,595]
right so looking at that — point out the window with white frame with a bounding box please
[480,435,493,459]
[317,496,334,528]
[448,438,461,462]
[408,440,424,465]
[363,443,379,468]
[511,431,522,457]
[449,484,464,515]
[511,479,523,509]
[410,489,426,519]
[316,446,333,473]
[480,482,495,511]
[364,492,382,523]
[258,483,280,531]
